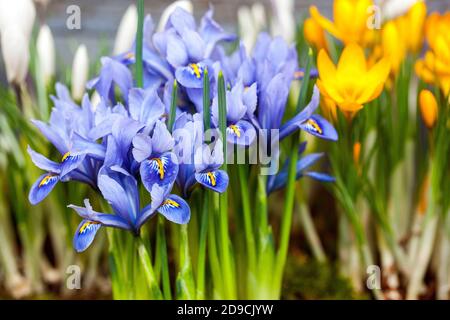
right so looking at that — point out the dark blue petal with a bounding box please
[27,146,61,173]
[279,86,320,140]
[73,220,102,253]
[297,153,324,172]
[195,169,228,193]
[157,194,191,224]
[59,152,86,178]
[29,173,60,205]
[68,202,131,230]
[226,120,256,146]
[140,152,179,191]
[304,171,336,183]
[299,115,338,141]
[175,63,206,89]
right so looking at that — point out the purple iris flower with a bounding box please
[267,142,335,194]
[194,141,229,194]
[28,85,100,204]
[211,80,257,146]
[69,136,189,252]
[87,57,133,104]
[115,15,173,86]
[132,120,179,191]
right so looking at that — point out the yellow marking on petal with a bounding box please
[189,63,202,78]
[126,52,135,60]
[207,172,216,187]
[61,152,71,162]
[162,199,180,208]
[79,221,100,235]
[152,158,165,180]
[306,119,323,134]
[229,125,241,138]
[39,174,55,188]
[294,70,305,79]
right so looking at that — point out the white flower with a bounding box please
[157,0,193,32]
[0,26,30,85]
[71,44,89,101]
[375,0,421,21]
[270,0,295,43]
[238,3,267,52]
[0,0,36,40]
[113,4,138,55]
[36,24,55,85]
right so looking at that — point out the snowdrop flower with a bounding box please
[270,0,295,43]
[0,0,36,40]
[36,24,55,85]
[376,0,421,21]
[157,0,193,32]
[0,26,30,85]
[238,3,267,52]
[113,4,138,55]
[71,44,89,101]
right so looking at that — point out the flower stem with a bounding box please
[135,0,145,88]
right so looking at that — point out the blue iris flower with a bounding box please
[69,136,189,252]
[267,142,335,194]
[28,85,101,204]
[194,141,229,194]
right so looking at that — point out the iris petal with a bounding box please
[140,152,179,191]
[195,170,229,193]
[157,194,191,224]
[59,153,86,178]
[29,173,60,205]
[299,115,338,141]
[175,63,206,89]
[73,220,101,253]
[226,120,256,146]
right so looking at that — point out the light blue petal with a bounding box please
[73,220,102,253]
[29,173,59,205]
[157,194,190,224]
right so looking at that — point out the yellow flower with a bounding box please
[381,21,406,76]
[309,0,374,46]
[303,17,328,52]
[404,1,427,53]
[415,12,450,95]
[317,44,390,114]
[419,89,438,129]
[320,96,337,122]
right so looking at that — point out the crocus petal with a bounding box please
[29,173,59,205]
[27,146,61,173]
[73,220,102,253]
[299,115,338,141]
[140,152,179,191]
[157,194,190,224]
[226,120,256,146]
[304,171,336,183]
[195,169,229,193]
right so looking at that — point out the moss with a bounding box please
[282,258,368,300]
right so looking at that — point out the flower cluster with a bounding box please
[28,7,336,252]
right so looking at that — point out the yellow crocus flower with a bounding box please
[310,0,374,46]
[415,12,450,95]
[317,44,390,114]
[381,20,406,76]
[419,89,438,129]
[304,17,328,52]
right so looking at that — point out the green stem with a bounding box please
[196,194,209,299]
[217,72,235,299]
[237,165,256,272]
[168,80,178,132]
[135,0,145,88]
[157,217,172,299]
